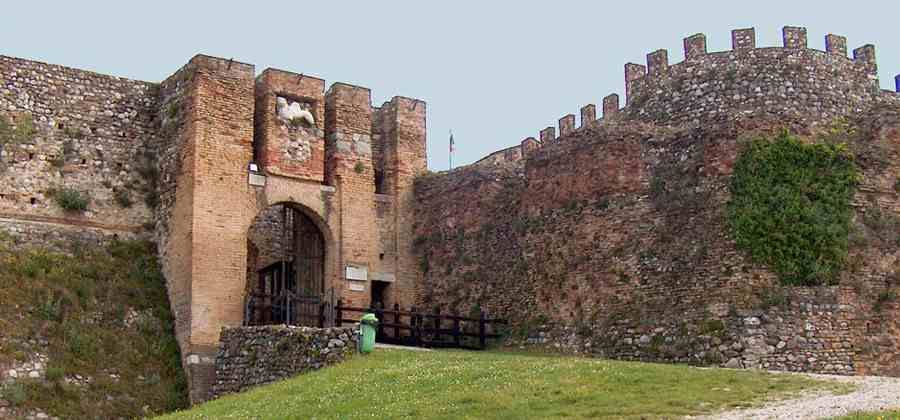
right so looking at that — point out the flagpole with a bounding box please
[449,130,453,170]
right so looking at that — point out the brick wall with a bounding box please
[254,69,326,181]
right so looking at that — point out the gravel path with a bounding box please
[701,373,900,419]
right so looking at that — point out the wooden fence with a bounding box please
[335,300,506,350]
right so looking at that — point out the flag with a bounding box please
[449,130,455,170]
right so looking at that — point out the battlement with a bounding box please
[472,26,900,168]
[621,26,892,123]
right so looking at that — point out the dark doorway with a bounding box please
[371,280,390,310]
[245,204,328,326]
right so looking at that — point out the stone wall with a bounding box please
[211,325,357,398]
[0,52,427,404]
[471,26,900,168]
[0,55,159,245]
[415,106,900,376]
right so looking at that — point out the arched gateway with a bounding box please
[153,59,426,403]
[245,203,331,327]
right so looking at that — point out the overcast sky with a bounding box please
[2,1,898,169]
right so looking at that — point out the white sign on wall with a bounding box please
[371,272,396,282]
[345,265,368,281]
[248,173,266,187]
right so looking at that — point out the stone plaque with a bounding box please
[348,282,365,292]
[345,264,368,281]
[248,173,266,187]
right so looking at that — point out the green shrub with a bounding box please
[20,251,54,278]
[728,133,859,286]
[0,113,35,145]
[35,292,64,322]
[54,188,91,212]
[354,161,365,174]
[45,366,65,382]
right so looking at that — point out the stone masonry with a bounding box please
[2,24,899,404]
[1,54,426,403]
[211,325,357,399]
[420,27,900,378]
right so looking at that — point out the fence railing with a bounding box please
[244,292,328,328]
[335,300,506,350]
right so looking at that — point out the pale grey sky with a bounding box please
[2,1,898,169]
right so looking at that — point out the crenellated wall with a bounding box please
[472,26,900,168]
[422,25,900,378]
[417,108,900,377]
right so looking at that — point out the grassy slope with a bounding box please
[159,349,846,420]
[0,236,187,418]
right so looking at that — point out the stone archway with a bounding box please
[245,202,329,326]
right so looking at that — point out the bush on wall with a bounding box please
[53,188,91,212]
[728,132,859,286]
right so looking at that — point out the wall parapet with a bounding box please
[469,25,900,168]
[211,325,358,399]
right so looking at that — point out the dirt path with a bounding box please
[701,373,900,419]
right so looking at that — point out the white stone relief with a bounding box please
[276,97,315,127]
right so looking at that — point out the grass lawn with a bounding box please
[158,349,849,420]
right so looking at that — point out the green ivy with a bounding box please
[727,133,859,286]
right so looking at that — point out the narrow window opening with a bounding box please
[374,169,386,194]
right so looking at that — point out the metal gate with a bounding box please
[244,204,330,327]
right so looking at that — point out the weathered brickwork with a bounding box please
[0,52,426,403]
[254,69,326,181]
[212,325,357,398]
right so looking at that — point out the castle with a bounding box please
[1,54,425,402]
[1,25,899,403]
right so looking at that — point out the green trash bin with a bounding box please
[359,313,378,353]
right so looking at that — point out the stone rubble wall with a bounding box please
[415,108,900,376]
[622,46,887,125]
[0,55,160,244]
[211,325,358,398]
[471,26,900,168]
